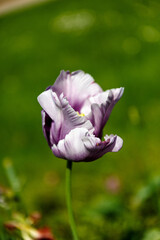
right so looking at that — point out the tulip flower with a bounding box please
[38,70,124,240]
[37,70,124,162]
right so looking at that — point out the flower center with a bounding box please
[76,111,85,117]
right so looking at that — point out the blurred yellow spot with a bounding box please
[76,111,85,117]
[128,106,140,125]
[3,157,12,168]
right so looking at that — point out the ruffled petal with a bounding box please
[83,134,123,162]
[104,135,123,152]
[58,94,94,139]
[51,70,102,112]
[52,128,95,161]
[37,89,62,123]
[38,89,63,144]
[52,128,123,162]
[81,87,124,137]
[38,90,94,144]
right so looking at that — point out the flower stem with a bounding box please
[66,160,79,240]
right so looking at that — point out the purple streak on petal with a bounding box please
[83,134,123,162]
[51,70,102,112]
[83,87,124,137]
[58,94,94,140]
[41,110,52,147]
[104,135,123,152]
[102,88,124,127]
[41,110,61,146]
[52,127,123,162]
[38,90,63,144]
[52,128,93,161]
[38,89,94,145]
[89,103,104,138]
[46,85,52,90]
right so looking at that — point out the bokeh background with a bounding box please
[0,0,160,239]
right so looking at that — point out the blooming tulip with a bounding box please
[38,70,124,162]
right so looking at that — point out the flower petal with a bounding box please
[83,134,123,162]
[38,90,94,144]
[82,87,124,137]
[38,90,63,144]
[58,94,94,139]
[104,135,123,152]
[51,70,102,111]
[37,89,62,123]
[52,128,123,162]
[52,128,94,161]
[41,110,53,147]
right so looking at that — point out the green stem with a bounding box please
[66,161,79,240]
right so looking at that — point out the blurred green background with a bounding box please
[0,0,160,239]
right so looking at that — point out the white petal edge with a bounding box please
[81,87,124,115]
[37,89,61,122]
[104,135,123,152]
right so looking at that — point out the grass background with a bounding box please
[0,0,160,239]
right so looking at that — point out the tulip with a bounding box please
[38,70,124,240]
[37,70,124,162]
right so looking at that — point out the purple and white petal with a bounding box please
[83,134,123,162]
[37,89,62,123]
[82,87,124,137]
[52,70,102,112]
[101,87,124,127]
[58,93,94,140]
[38,89,94,144]
[41,110,53,147]
[80,90,112,115]
[38,89,63,144]
[104,135,123,152]
[52,128,123,162]
[52,128,98,161]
